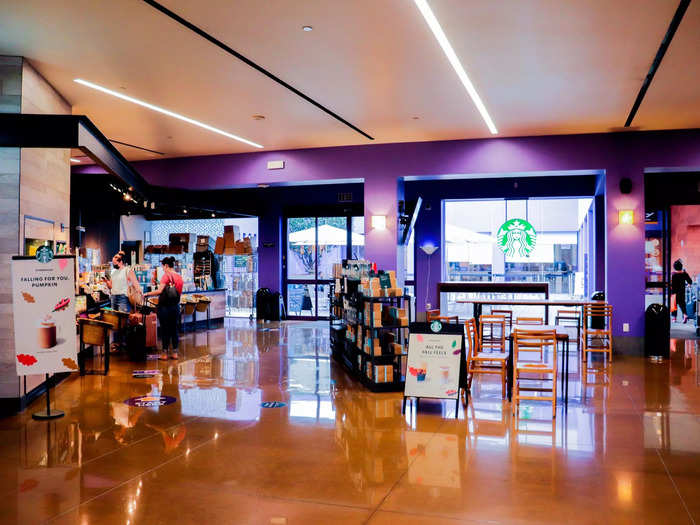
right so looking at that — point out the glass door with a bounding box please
[285,216,363,319]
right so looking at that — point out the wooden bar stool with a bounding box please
[582,303,613,366]
[426,309,441,321]
[515,316,544,326]
[430,315,459,324]
[480,314,507,353]
[195,297,212,330]
[555,308,581,344]
[77,318,112,375]
[181,300,196,332]
[490,309,512,330]
[513,328,557,418]
[466,317,508,398]
[101,308,130,352]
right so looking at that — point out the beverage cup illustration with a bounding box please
[38,315,57,349]
[417,363,428,382]
[440,366,450,384]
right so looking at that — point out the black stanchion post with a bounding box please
[32,373,65,420]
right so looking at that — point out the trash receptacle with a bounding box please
[645,303,670,361]
[255,288,271,320]
[590,291,605,329]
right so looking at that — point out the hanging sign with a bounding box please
[404,321,463,401]
[496,218,537,258]
[11,255,78,375]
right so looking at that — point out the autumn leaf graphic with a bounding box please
[17,354,37,366]
[62,357,78,370]
[22,292,35,303]
[19,479,38,492]
[53,297,70,312]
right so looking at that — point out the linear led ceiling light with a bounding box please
[413,0,498,134]
[74,78,263,148]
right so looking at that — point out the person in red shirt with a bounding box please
[145,257,183,360]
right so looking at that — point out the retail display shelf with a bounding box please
[329,265,412,393]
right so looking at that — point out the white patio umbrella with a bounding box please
[289,224,364,246]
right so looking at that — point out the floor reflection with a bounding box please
[0,319,697,524]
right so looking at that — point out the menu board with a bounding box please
[404,321,463,400]
[11,255,78,375]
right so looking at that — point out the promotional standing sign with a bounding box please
[403,321,466,418]
[11,255,78,375]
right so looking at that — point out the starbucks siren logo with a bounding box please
[35,245,54,263]
[497,219,537,258]
[430,320,443,333]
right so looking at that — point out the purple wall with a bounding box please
[76,130,700,343]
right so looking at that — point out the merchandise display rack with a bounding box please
[223,253,258,318]
[330,278,412,393]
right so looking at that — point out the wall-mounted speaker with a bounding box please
[620,178,633,194]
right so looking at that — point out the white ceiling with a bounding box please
[1,0,698,162]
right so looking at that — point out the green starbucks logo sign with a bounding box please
[430,320,443,333]
[35,245,54,263]
[497,219,537,258]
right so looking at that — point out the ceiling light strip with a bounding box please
[413,0,497,135]
[74,78,263,148]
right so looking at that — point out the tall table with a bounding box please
[507,324,571,408]
[456,297,599,324]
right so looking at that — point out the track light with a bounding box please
[74,78,264,148]
[413,0,497,134]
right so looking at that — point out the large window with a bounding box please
[444,198,593,297]
[285,216,364,319]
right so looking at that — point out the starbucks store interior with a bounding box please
[1,3,700,523]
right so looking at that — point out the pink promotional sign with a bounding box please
[11,255,78,375]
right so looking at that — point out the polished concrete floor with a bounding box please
[1,319,698,524]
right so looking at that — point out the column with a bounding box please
[605,166,645,354]
[363,174,399,272]
[0,57,22,403]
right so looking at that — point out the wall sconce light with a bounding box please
[419,243,438,255]
[371,215,386,230]
[419,242,439,310]
[618,209,634,225]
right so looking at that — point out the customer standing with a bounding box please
[105,251,138,313]
[145,257,183,360]
[671,259,692,323]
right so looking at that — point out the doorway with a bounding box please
[284,216,364,319]
[645,171,700,339]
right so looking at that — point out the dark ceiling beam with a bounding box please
[0,113,149,195]
[142,0,374,141]
[624,0,691,127]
